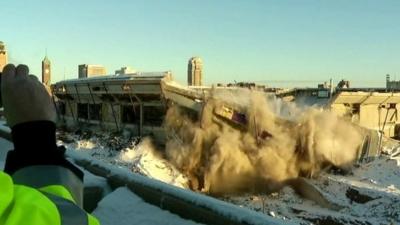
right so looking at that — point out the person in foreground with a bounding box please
[0,64,99,225]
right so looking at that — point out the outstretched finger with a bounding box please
[16,64,29,78]
[2,64,16,85]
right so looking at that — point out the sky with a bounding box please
[1,0,399,87]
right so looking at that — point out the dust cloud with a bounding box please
[164,89,363,195]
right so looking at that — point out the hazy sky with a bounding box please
[1,0,399,87]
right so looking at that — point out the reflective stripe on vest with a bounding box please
[42,192,88,225]
[12,165,84,206]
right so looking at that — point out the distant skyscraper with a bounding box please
[42,55,51,86]
[0,41,8,72]
[187,57,203,86]
[79,64,107,78]
[386,74,400,90]
[386,74,390,87]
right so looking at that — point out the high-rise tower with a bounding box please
[187,57,203,86]
[42,55,51,86]
[0,41,8,72]
[78,64,106,78]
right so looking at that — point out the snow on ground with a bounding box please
[225,154,400,225]
[58,130,188,188]
[60,130,400,225]
[93,187,204,225]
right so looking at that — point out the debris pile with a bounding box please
[164,89,364,195]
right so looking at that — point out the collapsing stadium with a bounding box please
[53,72,400,140]
[52,72,388,161]
[52,72,386,192]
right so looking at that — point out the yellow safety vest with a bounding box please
[0,170,99,225]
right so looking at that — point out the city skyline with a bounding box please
[1,0,400,87]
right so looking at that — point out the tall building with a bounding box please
[386,74,400,90]
[42,55,51,86]
[187,57,203,86]
[0,41,8,72]
[79,64,107,78]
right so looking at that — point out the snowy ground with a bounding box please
[224,155,400,225]
[93,187,203,225]
[57,130,188,188]
[57,129,400,225]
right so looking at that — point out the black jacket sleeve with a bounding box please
[3,121,83,181]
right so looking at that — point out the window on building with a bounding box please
[143,106,165,126]
[58,102,66,115]
[89,104,101,121]
[352,103,360,114]
[77,103,88,119]
[121,105,138,124]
